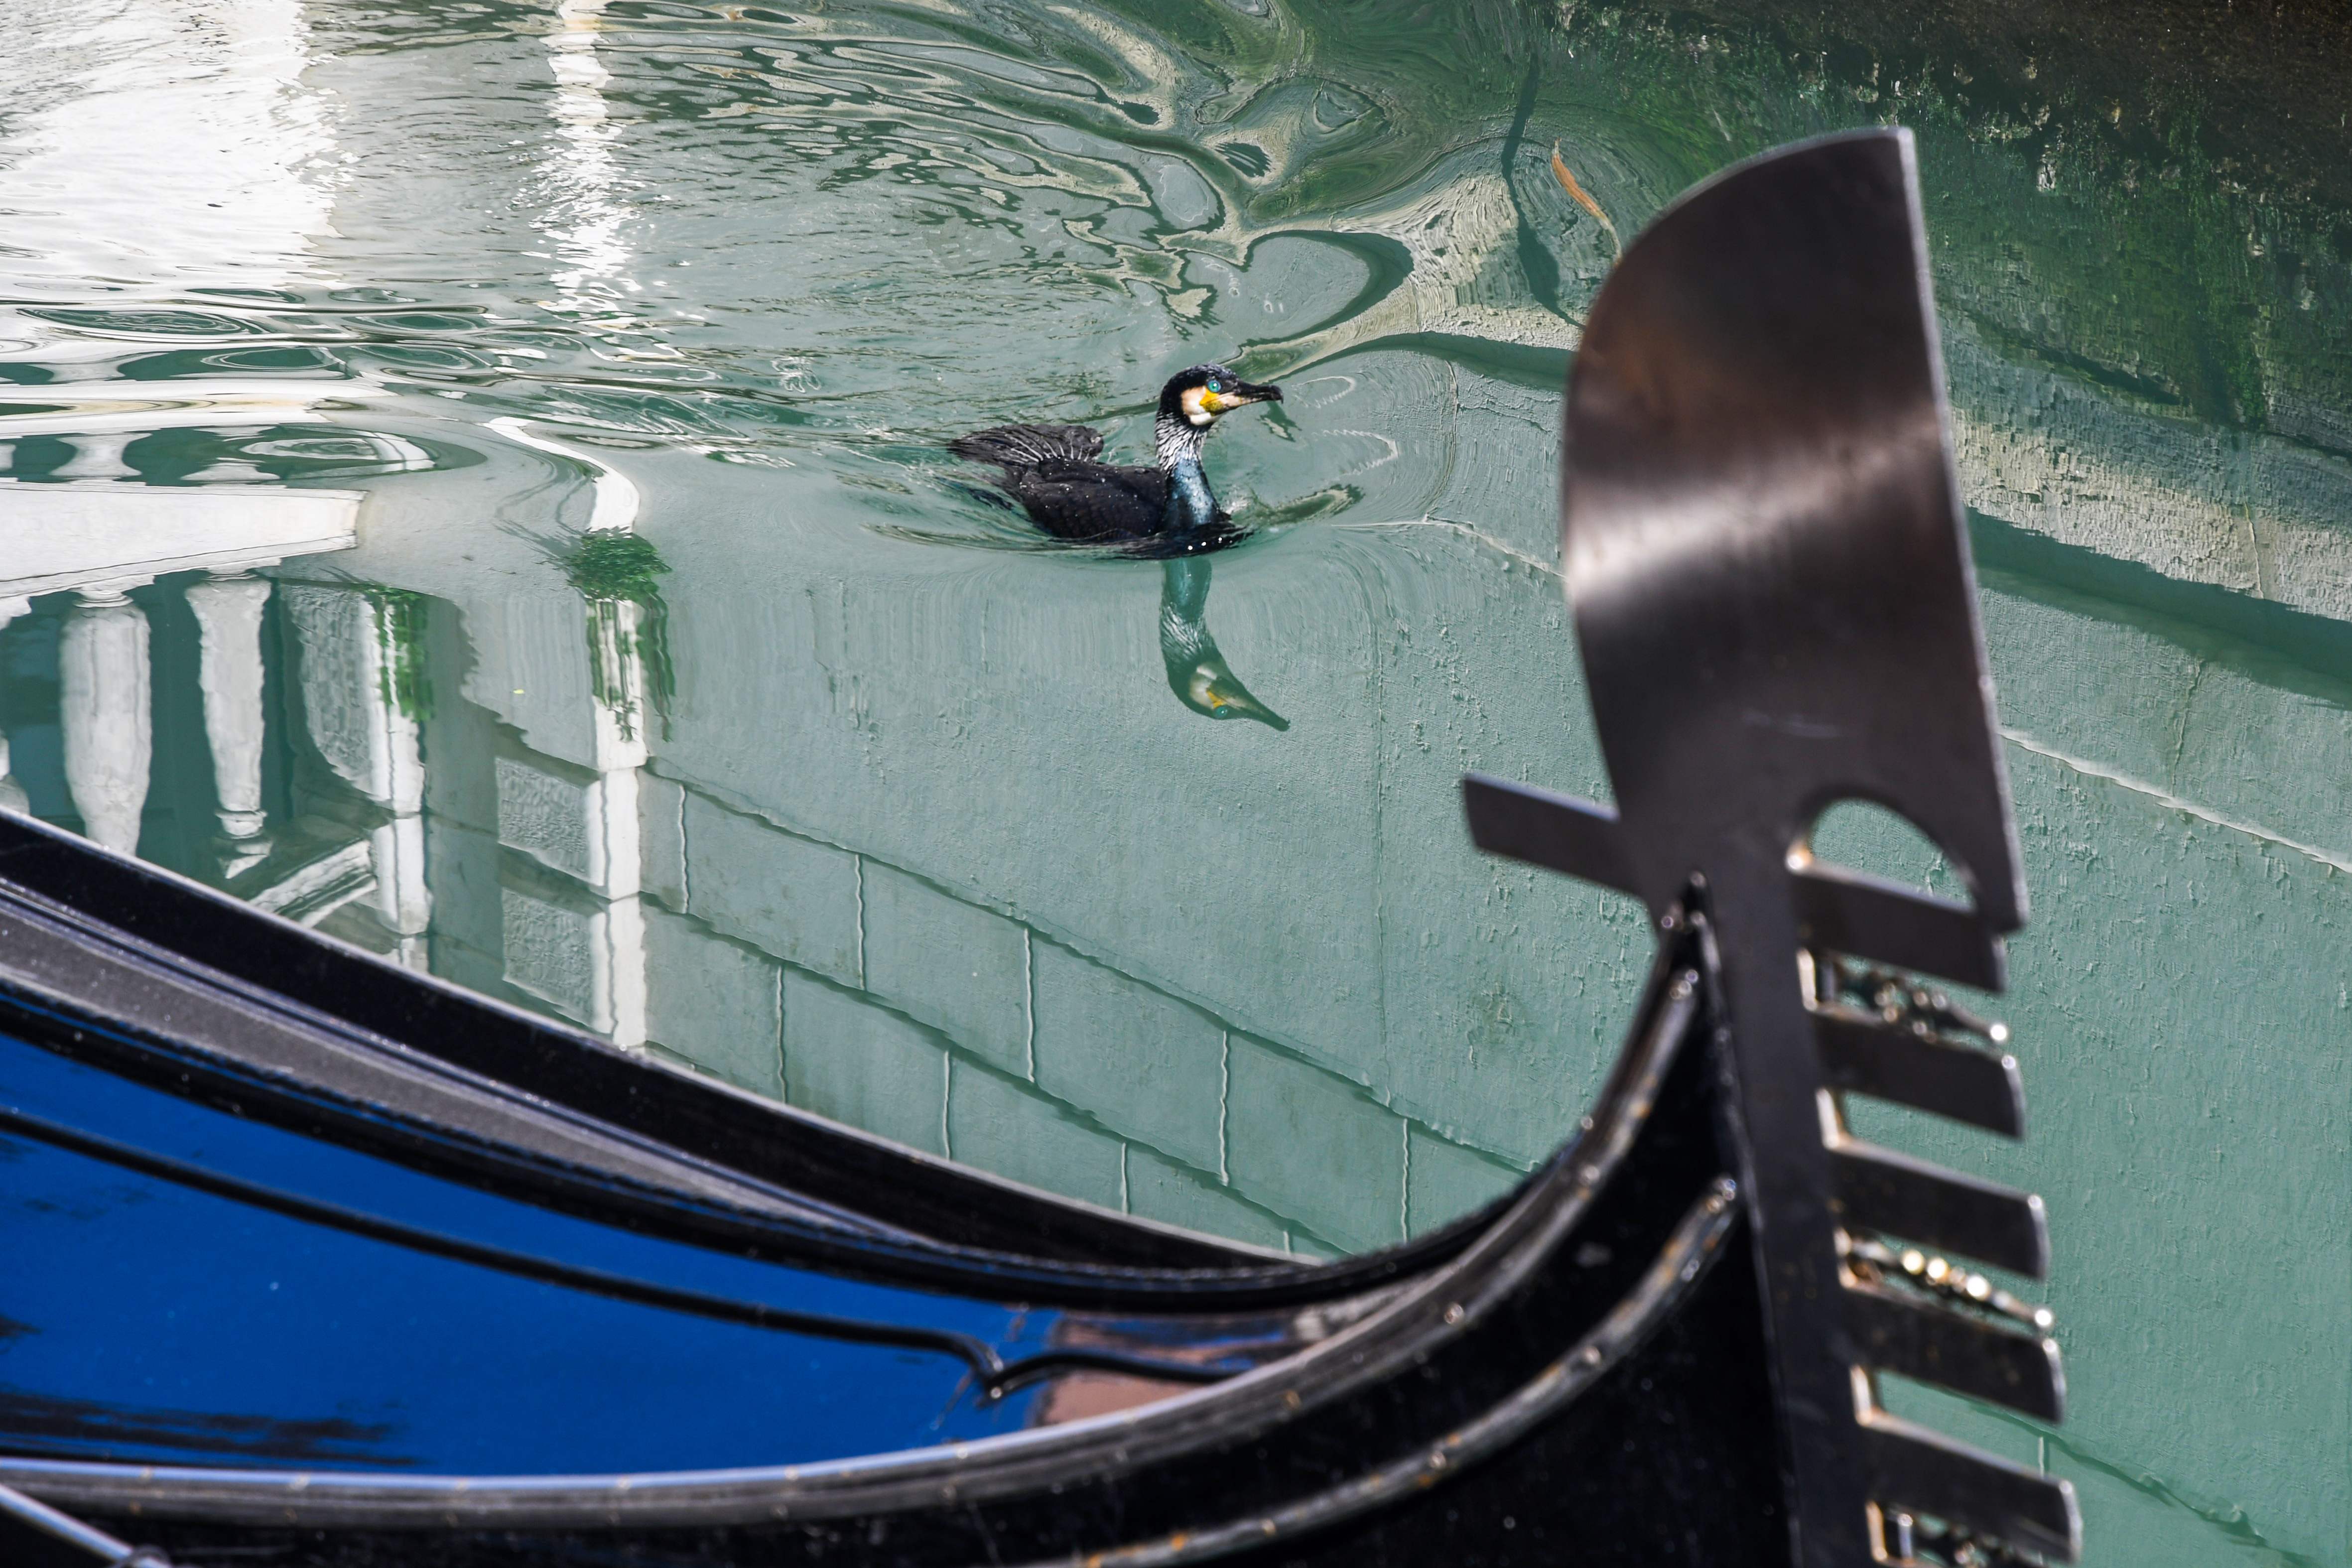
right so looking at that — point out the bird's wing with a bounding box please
[949,423,1105,468]
[1008,463,1167,540]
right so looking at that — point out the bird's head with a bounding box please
[1158,364,1282,430]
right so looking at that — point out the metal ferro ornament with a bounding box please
[1466,129,2080,1566]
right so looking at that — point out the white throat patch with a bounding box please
[1155,411,1210,469]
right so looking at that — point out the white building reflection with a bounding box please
[56,585,150,857]
[0,450,443,972]
[271,584,431,963]
[0,474,357,854]
[477,418,653,1046]
[0,445,672,1002]
[0,0,672,1029]
[0,597,25,816]
[185,573,276,873]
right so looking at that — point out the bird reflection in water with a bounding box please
[1159,556,1286,731]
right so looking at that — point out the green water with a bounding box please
[0,0,2345,1560]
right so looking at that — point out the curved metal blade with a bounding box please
[1504,128,2075,1568]
[1563,127,2023,933]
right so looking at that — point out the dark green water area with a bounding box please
[0,0,2345,1559]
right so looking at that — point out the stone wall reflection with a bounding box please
[0,478,1547,1257]
[276,583,432,961]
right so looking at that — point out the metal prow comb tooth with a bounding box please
[1464,129,2080,1565]
[1460,776,2007,992]
[1829,1141,2049,1279]
[1789,863,2007,993]
[1811,1007,2025,1139]
[1841,1279,2063,1422]
[1861,1417,2079,1563]
[1463,775,2026,1135]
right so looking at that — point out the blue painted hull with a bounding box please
[0,1014,1058,1476]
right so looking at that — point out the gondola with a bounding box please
[0,131,2081,1568]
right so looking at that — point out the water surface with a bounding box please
[0,1,2346,1562]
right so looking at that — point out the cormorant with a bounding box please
[951,364,1282,554]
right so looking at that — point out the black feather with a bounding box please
[951,422,1193,547]
[948,423,1104,468]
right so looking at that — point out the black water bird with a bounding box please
[951,364,1281,554]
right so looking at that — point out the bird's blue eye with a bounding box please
[1206,379,1223,392]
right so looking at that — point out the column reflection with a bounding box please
[59,585,153,856]
[185,570,274,875]
[0,596,31,815]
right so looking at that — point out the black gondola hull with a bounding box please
[0,806,1787,1568]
